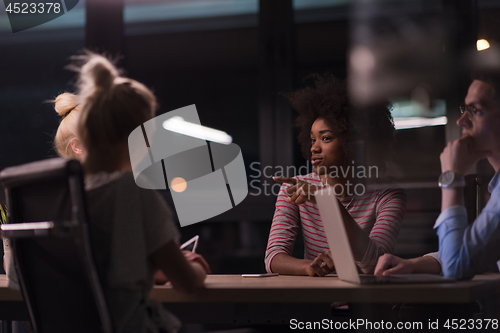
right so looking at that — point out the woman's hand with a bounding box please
[273,177,320,204]
[153,252,210,284]
[150,240,208,293]
[305,251,335,277]
[183,251,211,274]
[154,270,169,284]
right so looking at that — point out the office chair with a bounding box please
[464,174,483,224]
[0,158,113,333]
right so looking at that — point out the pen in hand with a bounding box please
[180,235,199,253]
[180,235,210,274]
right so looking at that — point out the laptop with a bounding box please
[314,187,455,284]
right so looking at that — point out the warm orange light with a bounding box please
[477,39,490,51]
[170,177,187,192]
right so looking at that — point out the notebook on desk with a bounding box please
[314,187,455,285]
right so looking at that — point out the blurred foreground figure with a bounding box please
[74,53,210,333]
[376,69,500,280]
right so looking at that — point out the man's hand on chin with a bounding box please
[440,135,491,175]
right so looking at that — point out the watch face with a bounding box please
[439,170,454,187]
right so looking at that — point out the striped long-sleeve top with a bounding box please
[265,173,407,274]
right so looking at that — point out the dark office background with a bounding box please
[1,0,499,274]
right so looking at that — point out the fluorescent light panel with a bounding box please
[394,116,447,130]
[163,116,232,144]
[1,221,54,230]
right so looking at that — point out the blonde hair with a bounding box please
[76,53,157,172]
[54,93,80,158]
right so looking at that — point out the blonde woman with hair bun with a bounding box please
[74,53,209,333]
[53,92,83,159]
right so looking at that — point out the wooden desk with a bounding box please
[0,275,22,302]
[0,275,29,327]
[150,274,500,304]
[150,274,500,324]
[1,274,500,324]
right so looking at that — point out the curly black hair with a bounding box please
[283,73,395,164]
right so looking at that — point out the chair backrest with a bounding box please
[464,174,482,224]
[0,158,113,333]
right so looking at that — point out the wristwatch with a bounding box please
[438,170,465,189]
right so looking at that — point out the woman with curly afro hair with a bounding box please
[265,73,407,276]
